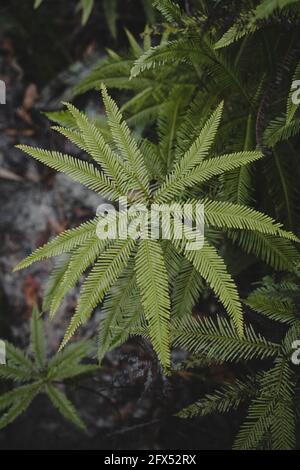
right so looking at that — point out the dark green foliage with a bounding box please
[0,306,98,431]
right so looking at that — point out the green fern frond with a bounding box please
[172,259,204,319]
[48,237,108,319]
[229,230,300,272]
[245,281,297,324]
[0,308,95,432]
[178,376,257,418]
[202,198,299,242]
[60,238,136,349]
[153,0,183,23]
[101,85,150,197]
[264,115,300,147]
[98,262,140,362]
[45,384,86,430]
[63,102,130,192]
[0,384,41,430]
[155,151,263,203]
[182,242,244,336]
[14,218,98,272]
[16,145,120,200]
[43,255,71,311]
[172,315,279,362]
[214,15,258,50]
[234,358,296,450]
[135,239,171,370]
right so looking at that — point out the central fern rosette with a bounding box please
[15,85,299,370]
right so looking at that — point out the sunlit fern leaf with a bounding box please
[60,238,136,349]
[43,255,71,311]
[63,102,130,192]
[171,102,224,176]
[49,237,108,319]
[14,218,99,272]
[173,315,279,362]
[201,198,299,241]
[45,384,86,430]
[101,85,150,196]
[16,145,119,200]
[135,239,171,370]
[155,151,263,203]
[30,305,46,369]
[178,376,258,418]
[254,0,300,20]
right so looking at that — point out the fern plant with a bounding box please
[14,84,300,371]
[72,0,300,232]
[177,277,300,450]
[0,306,97,431]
